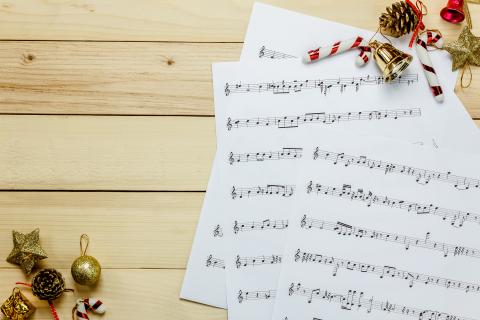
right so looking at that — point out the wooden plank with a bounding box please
[0,0,478,42]
[0,192,204,269]
[0,269,226,320]
[0,42,240,115]
[0,116,215,191]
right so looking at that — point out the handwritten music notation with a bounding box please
[236,254,282,268]
[206,255,225,269]
[238,289,276,303]
[294,249,480,293]
[288,283,475,320]
[300,215,480,259]
[213,224,223,237]
[229,148,303,165]
[234,219,289,234]
[226,108,421,131]
[231,185,295,199]
[259,45,297,59]
[313,148,480,190]
[307,182,480,228]
[224,74,418,96]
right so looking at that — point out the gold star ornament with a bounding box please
[6,229,48,275]
[444,26,480,71]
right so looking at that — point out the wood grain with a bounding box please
[0,269,226,320]
[0,192,204,269]
[0,115,215,191]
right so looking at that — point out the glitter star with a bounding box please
[6,229,48,275]
[444,26,480,71]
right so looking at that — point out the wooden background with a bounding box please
[0,1,478,319]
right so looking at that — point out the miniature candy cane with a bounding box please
[415,30,444,102]
[303,36,369,64]
[74,298,106,320]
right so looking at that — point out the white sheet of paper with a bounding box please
[272,132,480,320]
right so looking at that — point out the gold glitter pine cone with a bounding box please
[32,269,67,301]
[379,1,419,38]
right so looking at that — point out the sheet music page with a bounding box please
[216,60,480,320]
[272,132,480,320]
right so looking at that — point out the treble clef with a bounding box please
[227,117,232,131]
[225,83,230,96]
[206,254,213,267]
[307,181,313,194]
[288,283,295,296]
[236,255,241,269]
[313,147,319,160]
[300,215,307,228]
[213,225,222,237]
[229,152,235,165]
[233,221,239,234]
[231,186,237,199]
[238,290,244,303]
[294,249,301,262]
[259,45,265,58]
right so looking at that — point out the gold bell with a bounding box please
[369,40,413,82]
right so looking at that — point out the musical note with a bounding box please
[258,45,297,59]
[226,108,421,131]
[313,148,480,190]
[288,284,475,320]
[229,148,303,164]
[213,224,223,237]
[205,255,225,269]
[237,289,276,303]
[224,74,418,96]
[236,254,282,268]
[233,219,289,234]
[231,184,295,199]
[308,182,480,228]
[300,215,480,259]
[294,249,480,293]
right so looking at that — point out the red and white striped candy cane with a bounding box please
[356,46,372,66]
[415,30,444,102]
[303,36,370,65]
[74,298,106,320]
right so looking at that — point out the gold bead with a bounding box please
[71,255,101,286]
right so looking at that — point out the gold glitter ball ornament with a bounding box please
[6,229,48,275]
[71,234,101,286]
[1,288,36,320]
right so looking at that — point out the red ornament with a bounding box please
[440,0,465,23]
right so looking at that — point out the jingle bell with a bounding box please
[440,0,465,23]
[369,40,413,82]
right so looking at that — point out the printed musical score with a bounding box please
[232,185,295,199]
[238,290,276,303]
[300,215,480,259]
[259,45,297,59]
[234,219,289,234]
[294,249,480,293]
[307,182,480,228]
[226,108,421,131]
[224,74,418,96]
[236,254,282,268]
[206,255,225,269]
[229,148,303,165]
[213,224,223,237]
[288,284,475,320]
[313,148,480,190]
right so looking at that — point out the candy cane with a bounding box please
[415,30,444,102]
[356,46,372,66]
[303,36,370,65]
[74,298,106,320]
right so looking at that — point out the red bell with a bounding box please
[440,0,465,23]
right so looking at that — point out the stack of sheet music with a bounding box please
[181,3,480,320]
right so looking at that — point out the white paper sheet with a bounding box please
[273,132,480,320]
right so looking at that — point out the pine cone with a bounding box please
[379,1,419,38]
[32,269,66,301]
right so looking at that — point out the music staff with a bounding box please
[313,148,480,190]
[229,148,303,165]
[238,289,276,303]
[236,254,282,268]
[294,249,480,293]
[224,74,418,96]
[300,215,480,259]
[288,283,475,320]
[213,224,223,237]
[259,45,297,59]
[206,255,225,269]
[307,182,479,228]
[234,219,289,234]
[232,185,295,199]
[226,108,421,131]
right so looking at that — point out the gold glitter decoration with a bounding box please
[6,229,48,275]
[444,26,480,71]
[71,234,101,286]
[1,288,36,320]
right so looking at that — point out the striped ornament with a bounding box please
[415,30,444,102]
[75,298,106,320]
[303,36,370,65]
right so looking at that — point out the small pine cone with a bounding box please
[379,1,419,38]
[32,269,67,301]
